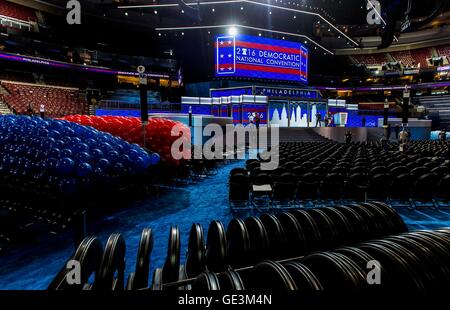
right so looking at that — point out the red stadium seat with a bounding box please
[391,49,432,68]
[436,45,450,60]
[352,53,388,66]
[1,81,87,117]
[0,0,36,22]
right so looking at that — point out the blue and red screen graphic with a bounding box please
[215,34,308,83]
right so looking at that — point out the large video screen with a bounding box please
[215,34,308,83]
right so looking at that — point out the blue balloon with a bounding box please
[76,162,93,177]
[128,149,140,161]
[48,148,61,158]
[100,142,113,153]
[91,148,104,159]
[53,139,66,150]
[134,157,145,170]
[97,158,110,171]
[45,158,58,173]
[85,138,97,147]
[150,153,161,165]
[119,154,131,167]
[76,152,91,163]
[74,143,89,153]
[56,157,75,175]
[113,162,125,173]
[0,115,157,196]
[70,137,82,145]
[41,137,56,150]
[37,128,49,137]
[49,130,61,140]
[106,150,119,162]
[61,148,73,158]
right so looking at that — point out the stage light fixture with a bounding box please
[228,26,238,36]
[155,24,334,54]
[118,0,358,46]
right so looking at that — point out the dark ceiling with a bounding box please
[31,0,450,82]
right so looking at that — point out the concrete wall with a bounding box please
[312,127,385,143]
[313,122,432,143]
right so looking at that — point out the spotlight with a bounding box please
[124,11,128,16]
[154,10,158,15]
[228,26,238,36]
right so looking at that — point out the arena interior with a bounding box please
[0,0,449,299]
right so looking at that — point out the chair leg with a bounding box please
[432,198,439,210]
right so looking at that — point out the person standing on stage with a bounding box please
[254,112,261,130]
[399,129,409,152]
[395,125,400,140]
[327,112,333,127]
[439,128,447,141]
[345,130,353,144]
[399,129,408,145]
[315,112,322,127]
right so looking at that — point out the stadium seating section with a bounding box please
[352,54,388,66]
[229,141,450,209]
[1,81,87,117]
[352,46,449,68]
[391,49,432,68]
[0,0,36,21]
[436,45,450,60]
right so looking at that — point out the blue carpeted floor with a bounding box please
[0,161,449,290]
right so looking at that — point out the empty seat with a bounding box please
[229,174,251,204]
[367,174,391,200]
[412,173,439,202]
[297,173,320,201]
[389,174,413,200]
[320,173,344,200]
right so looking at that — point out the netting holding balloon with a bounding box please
[0,115,159,197]
[61,116,191,167]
